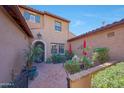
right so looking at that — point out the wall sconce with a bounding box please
[37,33,42,39]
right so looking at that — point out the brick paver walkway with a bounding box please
[29,63,67,88]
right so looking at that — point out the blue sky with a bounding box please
[30,5,124,36]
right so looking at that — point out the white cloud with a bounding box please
[72,20,85,27]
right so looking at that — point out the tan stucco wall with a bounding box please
[19,7,75,60]
[70,74,92,88]
[43,14,69,57]
[19,7,44,30]
[69,24,124,61]
[69,61,118,88]
[0,7,30,83]
[68,31,76,39]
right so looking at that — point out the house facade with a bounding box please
[0,6,33,83]
[19,6,75,62]
[0,5,75,83]
[1,5,124,84]
[68,19,124,61]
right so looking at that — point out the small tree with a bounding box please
[24,45,43,68]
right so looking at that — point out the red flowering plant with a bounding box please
[68,43,72,54]
[64,43,74,61]
[80,40,93,69]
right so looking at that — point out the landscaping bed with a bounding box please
[64,47,110,75]
[92,62,124,88]
[64,48,124,88]
[66,61,119,88]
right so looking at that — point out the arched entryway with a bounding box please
[32,40,46,62]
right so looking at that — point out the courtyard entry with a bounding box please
[33,40,45,63]
[29,63,67,88]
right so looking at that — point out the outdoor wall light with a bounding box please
[37,33,42,39]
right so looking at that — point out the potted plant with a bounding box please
[24,45,43,80]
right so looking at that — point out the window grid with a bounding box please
[59,44,64,54]
[23,11,40,23]
[30,14,35,23]
[51,43,65,55]
[55,21,62,31]
[51,44,58,54]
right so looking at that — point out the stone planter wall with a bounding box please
[67,61,119,88]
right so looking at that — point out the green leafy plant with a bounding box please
[51,54,66,64]
[65,50,74,60]
[79,44,92,69]
[24,45,43,68]
[80,56,93,69]
[92,47,109,64]
[64,60,81,74]
[23,45,43,80]
[92,62,124,88]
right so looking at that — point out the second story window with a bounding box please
[35,15,40,23]
[30,14,35,23]
[24,11,30,20]
[55,21,62,32]
[23,11,40,23]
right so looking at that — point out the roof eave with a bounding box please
[3,5,33,38]
[44,11,70,23]
[68,19,124,42]
[19,5,70,23]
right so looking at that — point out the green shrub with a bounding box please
[24,45,43,67]
[51,54,66,64]
[80,56,93,69]
[92,47,109,63]
[92,62,124,88]
[65,50,74,60]
[64,60,81,74]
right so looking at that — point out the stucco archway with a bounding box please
[32,40,46,62]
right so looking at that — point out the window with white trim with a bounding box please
[51,44,58,54]
[23,11,30,20]
[35,15,40,23]
[51,43,65,55]
[23,11,40,23]
[55,21,62,31]
[30,14,35,23]
[59,44,64,54]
